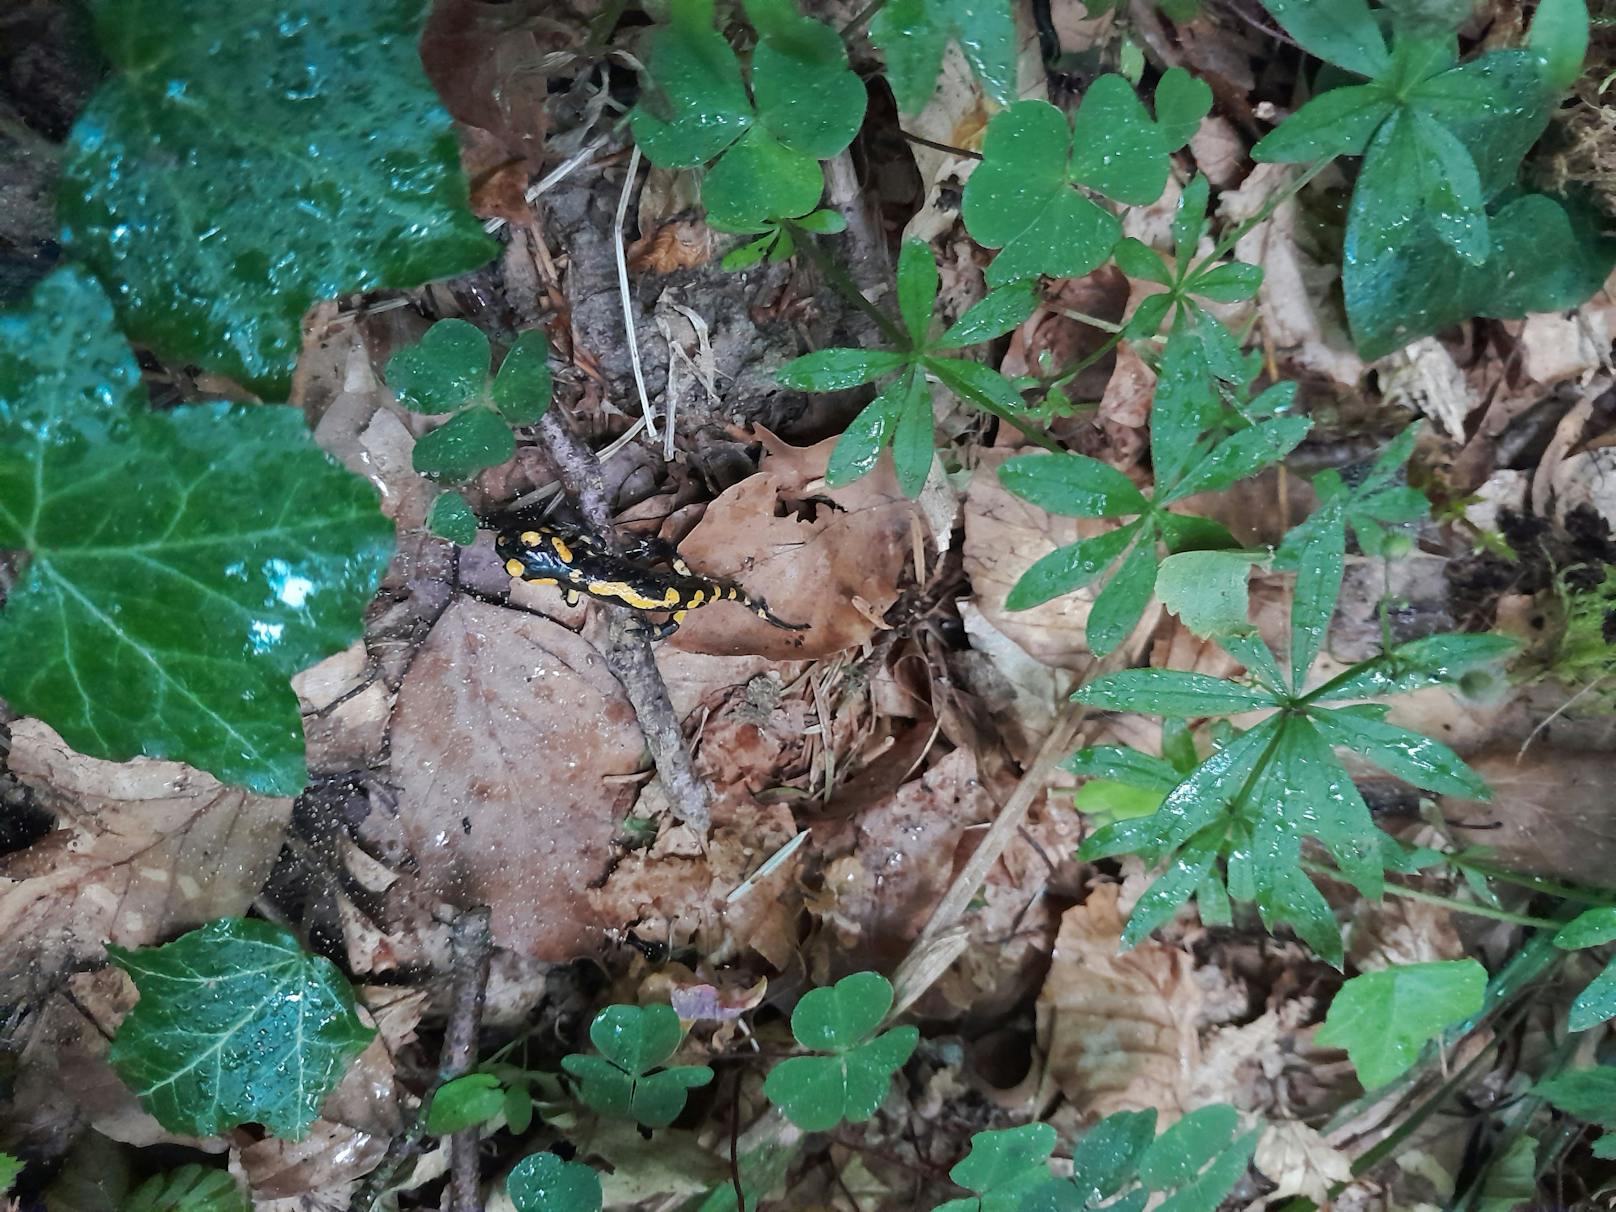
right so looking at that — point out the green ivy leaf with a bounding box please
[507,1153,604,1212]
[869,0,1015,115]
[1316,959,1486,1089]
[933,1124,1056,1212]
[0,268,392,795]
[126,1166,248,1212]
[58,0,494,397]
[762,973,918,1131]
[108,918,375,1139]
[428,491,481,546]
[427,1073,506,1135]
[560,1004,713,1129]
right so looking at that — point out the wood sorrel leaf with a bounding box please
[869,0,1015,115]
[59,0,495,397]
[108,918,375,1138]
[0,268,393,795]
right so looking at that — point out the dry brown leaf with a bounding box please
[1380,337,1475,444]
[670,430,914,658]
[1255,1120,1354,1205]
[420,0,554,169]
[1036,883,1202,1118]
[388,598,645,959]
[1347,896,1464,972]
[1518,305,1614,385]
[963,449,1120,670]
[1228,164,1365,386]
[0,720,291,995]
[293,642,389,774]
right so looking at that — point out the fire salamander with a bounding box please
[495,523,808,641]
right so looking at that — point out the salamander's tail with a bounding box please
[717,583,810,631]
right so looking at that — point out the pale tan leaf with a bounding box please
[1255,1120,1354,1204]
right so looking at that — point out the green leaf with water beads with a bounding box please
[107,918,374,1138]
[1317,959,1486,1088]
[507,1154,604,1212]
[869,0,1015,115]
[58,0,495,397]
[0,268,393,795]
[561,1004,713,1128]
[932,1124,1057,1212]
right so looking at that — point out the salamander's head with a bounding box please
[495,529,567,581]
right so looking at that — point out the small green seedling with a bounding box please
[762,972,919,1132]
[778,240,1038,496]
[999,310,1308,654]
[1534,1065,1616,1158]
[1552,907,1616,1031]
[0,1155,20,1196]
[1253,0,1607,355]
[1113,175,1264,339]
[1316,959,1486,1089]
[962,70,1211,286]
[1018,1105,1256,1212]
[631,0,865,230]
[561,1004,714,1129]
[1067,718,1199,828]
[869,0,1015,115]
[507,1152,604,1212]
[720,208,846,271]
[932,1123,1056,1212]
[125,1165,248,1212]
[427,1072,508,1135]
[383,319,552,540]
[108,918,374,1139]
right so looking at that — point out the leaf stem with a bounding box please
[1445,854,1616,909]
[1038,328,1126,387]
[1302,860,1563,929]
[1207,157,1333,265]
[783,219,908,349]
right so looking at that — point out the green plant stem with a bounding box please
[1445,854,1616,909]
[1038,328,1125,387]
[1051,307,1124,333]
[783,220,907,348]
[1206,157,1332,264]
[1301,860,1562,930]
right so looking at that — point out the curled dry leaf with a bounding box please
[1379,337,1475,445]
[963,450,1121,670]
[293,641,389,774]
[1347,897,1465,973]
[388,598,646,959]
[670,430,914,658]
[1517,305,1614,385]
[1228,164,1365,387]
[1255,1120,1354,1205]
[0,719,292,995]
[1036,883,1203,1118]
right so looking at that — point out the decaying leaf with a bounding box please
[671,430,915,658]
[1255,1119,1354,1204]
[1036,883,1202,1118]
[388,598,646,959]
[0,720,292,995]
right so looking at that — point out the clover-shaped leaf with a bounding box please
[962,71,1211,286]
[0,267,393,795]
[108,918,375,1139]
[631,0,865,230]
[762,972,919,1131]
[561,1004,713,1128]
[933,1124,1056,1212]
[384,321,550,482]
[58,0,494,397]
[427,491,481,546]
[507,1153,603,1212]
[779,240,1037,497]
[870,0,1014,115]
[1317,959,1486,1088]
[427,1073,506,1135]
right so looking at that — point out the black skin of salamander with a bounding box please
[494,524,807,641]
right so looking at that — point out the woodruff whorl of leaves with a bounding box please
[1252,0,1615,355]
[58,0,496,397]
[1068,430,1518,966]
[998,307,1306,656]
[630,0,866,232]
[777,240,1039,497]
[0,268,394,795]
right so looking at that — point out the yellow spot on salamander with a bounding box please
[505,558,526,578]
[550,535,574,563]
[687,589,704,607]
[520,530,541,546]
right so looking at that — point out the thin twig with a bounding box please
[537,410,714,829]
[897,129,984,161]
[613,145,659,439]
[349,907,494,1212]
